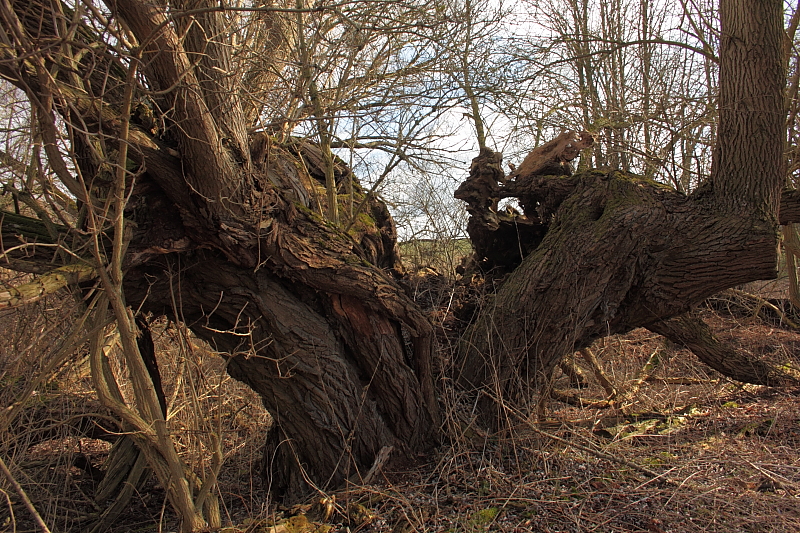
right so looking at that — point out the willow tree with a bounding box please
[456,0,800,418]
[1,0,799,530]
[0,0,442,513]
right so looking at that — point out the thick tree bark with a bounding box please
[712,0,785,221]
[124,248,436,498]
[1,0,797,510]
[455,0,788,422]
[457,167,778,413]
[117,141,440,499]
[0,0,439,504]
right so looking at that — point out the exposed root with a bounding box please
[649,311,800,386]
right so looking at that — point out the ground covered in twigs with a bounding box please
[356,384,800,533]
[230,303,800,533]
[3,294,800,532]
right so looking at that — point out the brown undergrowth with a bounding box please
[0,283,272,532]
[2,272,800,532]
[329,278,800,533]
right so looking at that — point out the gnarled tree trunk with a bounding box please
[455,0,794,421]
[0,0,439,505]
[122,160,441,497]
[2,0,799,516]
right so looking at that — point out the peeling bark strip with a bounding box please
[0,263,96,308]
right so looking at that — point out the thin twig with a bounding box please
[727,288,800,329]
[0,454,52,533]
[521,418,670,481]
[496,397,682,486]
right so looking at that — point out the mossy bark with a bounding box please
[120,143,438,500]
[457,169,779,419]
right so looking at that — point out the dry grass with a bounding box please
[2,273,800,532]
[0,289,272,532]
[323,308,800,533]
[400,239,472,279]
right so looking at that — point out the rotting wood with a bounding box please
[509,130,594,181]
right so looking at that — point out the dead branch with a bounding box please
[649,311,800,386]
[509,130,594,181]
[0,455,52,533]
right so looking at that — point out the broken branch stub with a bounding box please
[455,133,593,274]
[454,147,504,231]
[509,130,594,182]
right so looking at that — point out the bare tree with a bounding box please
[2,1,800,531]
[0,0,443,522]
[455,0,799,424]
[513,0,718,191]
